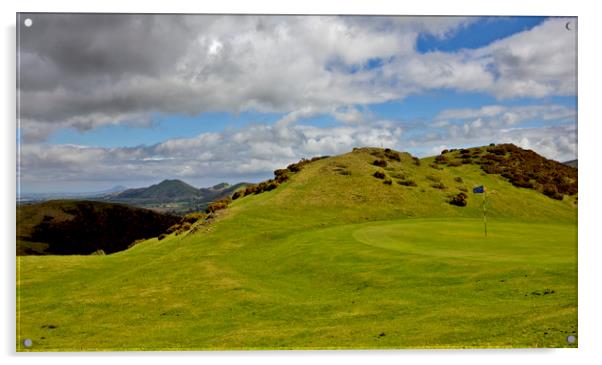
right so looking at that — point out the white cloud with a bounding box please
[19,15,576,141]
[435,104,576,126]
[19,121,404,187]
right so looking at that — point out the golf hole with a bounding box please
[567,335,576,344]
[23,338,32,347]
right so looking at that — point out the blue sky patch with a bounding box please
[417,17,547,53]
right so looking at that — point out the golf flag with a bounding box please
[473,185,485,193]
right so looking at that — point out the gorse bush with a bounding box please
[461,143,577,200]
[274,169,290,183]
[543,184,563,200]
[449,192,468,206]
[205,197,232,213]
[431,182,446,189]
[373,171,386,179]
[398,180,417,187]
[434,155,449,164]
[372,159,387,167]
[384,149,401,161]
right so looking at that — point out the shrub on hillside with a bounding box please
[274,168,290,183]
[434,155,449,164]
[174,222,192,235]
[487,146,507,156]
[413,157,421,166]
[384,150,401,161]
[205,197,232,213]
[383,179,393,185]
[232,190,243,200]
[481,164,502,174]
[182,212,205,224]
[373,159,387,167]
[243,185,258,196]
[432,182,446,189]
[398,180,417,187]
[511,177,534,189]
[426,175,441,182]
[373,171,386,179]
[449,192,468,206]
[483,153,504,162]
[255,181,278,194]
[454,177,463,183]
[543,184,563,200]
[447,160,461,167]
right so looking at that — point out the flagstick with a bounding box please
[483,189,487,238]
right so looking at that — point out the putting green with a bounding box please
[353,218,577,264]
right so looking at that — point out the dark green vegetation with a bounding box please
[103,179,248,214]
[438,144,577,200]
[17,200,180,255]
[17,145,577,350]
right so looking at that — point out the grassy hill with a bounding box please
[17,200,180,255]
[16,145,577,350]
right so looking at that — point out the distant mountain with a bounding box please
[100,185,128,195]
[17,200,179,255]
[210,182,230,190]
[105,179,249,214]
[563,159,578,168]
[115,179,201,200]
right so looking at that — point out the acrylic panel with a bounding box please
[16,13,578,351]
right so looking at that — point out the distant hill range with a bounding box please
[563,159,578,168]
[17,200,180,255]
[21,179,249,215]
[18,185,128,202]
[102,179,249,214]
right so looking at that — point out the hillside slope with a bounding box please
[17,145,577,350]
[17,200,179,255]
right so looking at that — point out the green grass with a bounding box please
[16,147,577,350]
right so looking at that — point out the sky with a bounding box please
[17,14,577,193]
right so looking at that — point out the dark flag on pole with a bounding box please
[473,185,487,237]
